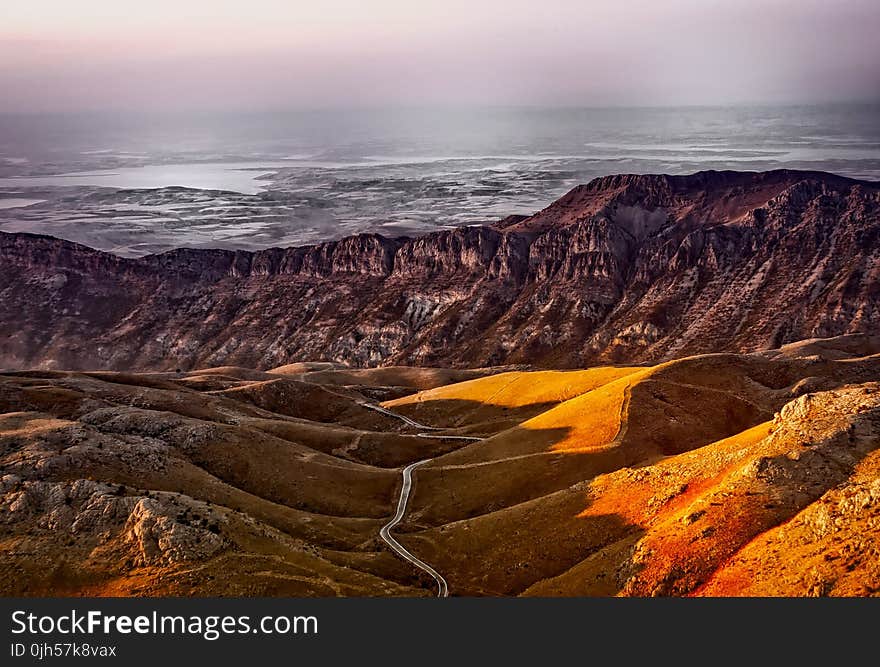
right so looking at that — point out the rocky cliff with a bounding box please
[1,169,878,371]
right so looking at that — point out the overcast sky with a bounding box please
[1,0,878,112]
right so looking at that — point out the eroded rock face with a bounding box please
[123,497,227,566]
[618,385,880,596]
[0,479,228,567]
[1,169,878,371]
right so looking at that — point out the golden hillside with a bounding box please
[1,335,878,596]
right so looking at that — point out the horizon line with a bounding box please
[2,99,880,116]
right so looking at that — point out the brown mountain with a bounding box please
[1,169,878,372]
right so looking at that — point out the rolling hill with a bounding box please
[1,335,877,596]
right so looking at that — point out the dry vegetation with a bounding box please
[1,335,878,596]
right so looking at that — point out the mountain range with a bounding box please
[2,169,878,371]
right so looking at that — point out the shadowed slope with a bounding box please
[0,366,480,597]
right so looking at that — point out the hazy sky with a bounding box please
[1,0,878,111]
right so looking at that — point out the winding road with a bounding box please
[360,401,482,441]
[379,458,449,597]
[367,401,481,597]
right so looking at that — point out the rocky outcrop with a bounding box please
[0,479,227,567]
[1,169,878,371]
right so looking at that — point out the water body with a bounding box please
[0,198,45,210]
[0,163,292,195]
[0,105,877,255]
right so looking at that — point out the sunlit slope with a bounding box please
[404,350,880,524]
[699,447,880,596]
[382,367,641,431]
[401,383,880,596]
[402,422,773,595]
